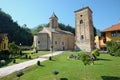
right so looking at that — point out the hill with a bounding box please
[0,9,33,46]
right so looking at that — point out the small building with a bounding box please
[98,23,120,49]
[34,13,75,51]
[0,33,9,50]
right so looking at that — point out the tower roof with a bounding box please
[50,12,58,19]
[74,6,92,13]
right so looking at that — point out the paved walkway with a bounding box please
[0,51,64,77]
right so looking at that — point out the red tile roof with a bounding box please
[102,24,120,32]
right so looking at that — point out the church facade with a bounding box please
[75,7,95,51]
[34,13,75,51]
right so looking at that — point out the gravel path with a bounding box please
[0,51,64,77]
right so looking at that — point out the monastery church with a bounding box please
[34,13,75,51]
[34,7,95,51]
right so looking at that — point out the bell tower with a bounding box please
[49,12,58,29]
[75,7,95,51]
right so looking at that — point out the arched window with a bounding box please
[81,35,84,39]
[80,20,83,24]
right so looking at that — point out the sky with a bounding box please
[0,0,120,30]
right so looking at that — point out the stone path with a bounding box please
[0,51,64,77]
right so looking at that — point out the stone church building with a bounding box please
[75,7,95,51]
[34,7,95,51]
[34,13,75,51]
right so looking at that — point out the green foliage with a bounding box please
[114,49,120,57]
[32,23,75,35]
[91,49,100,60]
[8,42,20,58]
[1,52,120,80]
[0,50,10,60]
[13,59,16,63]
[58,23,75,35]
[16,70,24,77]
[52,70,59,75]
[37,61,40,66]
[49,56,52,60]
[106,41,120,56]
[0,9,33,46]
[80,52,91,66]
[32,25,43,34]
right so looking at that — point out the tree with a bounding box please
[8,42,20,58]
[80,52,91,80]
[106,41,120,56]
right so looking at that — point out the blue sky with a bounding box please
[0,0,120,30]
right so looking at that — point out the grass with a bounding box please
[0,51,120,80]
[0,50,50,67]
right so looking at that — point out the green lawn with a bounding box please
[0,51,120,80]
[1,50,50,67]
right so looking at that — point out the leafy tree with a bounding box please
[80,52,91,79]
[8,42,20,58]
[106,41,120,56]
[32,25,43,34]
[91,48,100,60]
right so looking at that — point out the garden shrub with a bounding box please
[0,60,6,66]
[49,56,52,60]
[106,41,120,56]
[13,59,16,63]
[25,54,28,59]
[0,50,10,60]
[91,49,100,60]
[28,55,32,59]
[114,49,120,57]
[37,60,40,66]
[80,52,91,65]
[16,70,24,77]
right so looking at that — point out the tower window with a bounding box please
[81,35,84,39]
[80,15,82,17]
[55,41,57,44]
[38,41,40,44]
[62,42,64,45]
[80,20,83,24]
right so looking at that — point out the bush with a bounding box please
[0,60,6,66]
[52,70,59,75]
[37,61,40,66]
[106,41,120,56]
[0,50,10,60]
[25,55,28,59]
[114,49,120,57]
[49,56,52,60]
[28,55,32,59]
[91,49,100,60]
[16,70,24,77]
[92,49,100,56]
[13,59,16,63]
[80,52,91,66]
